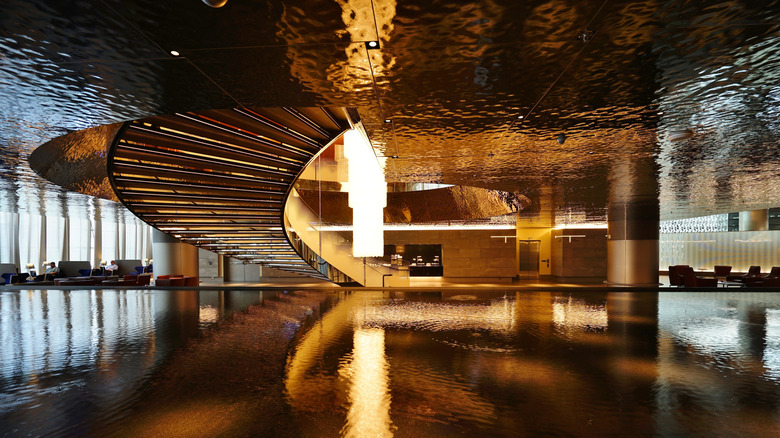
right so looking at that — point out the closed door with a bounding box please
[518,240,540,280]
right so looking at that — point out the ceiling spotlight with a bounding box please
[578,30,595,43]
[202,0,228,7]
[517,115,524,119]
[557,133,566,144]
[668,128,694,141]
[391,155,399,159]
[170,50,181,57]
[384,118,392,123]
[365,41,380,50]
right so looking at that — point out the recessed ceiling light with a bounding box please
[517,115,523,119]
[365,41,380,50]
[384,118,392,123]
[170,50,181,57]
[202,0,228,7]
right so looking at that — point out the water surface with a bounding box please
[286,291,780,437]
[0,288,269,436]
[2,290,780,437]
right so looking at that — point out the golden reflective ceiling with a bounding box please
[2,0,780,221]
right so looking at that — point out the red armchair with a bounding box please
[727,266,761,283]
[668,265,690,287]
[682,267,717,287]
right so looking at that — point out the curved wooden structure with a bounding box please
[108,107,354,280]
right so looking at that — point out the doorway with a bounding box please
[518,240,540,280]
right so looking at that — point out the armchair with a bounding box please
[727,266,761,283]
[668,265,690,287]
[713,265,732,279]
[682,266,717,287]
[746,267,780,287]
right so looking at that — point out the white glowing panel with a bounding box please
[343,129,386,257]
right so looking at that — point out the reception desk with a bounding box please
[409,265,443,277]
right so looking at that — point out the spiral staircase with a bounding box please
[108,107,357,281]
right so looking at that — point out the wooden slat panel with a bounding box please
[110,107,351,279]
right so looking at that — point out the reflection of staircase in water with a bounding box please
[108,107,358,282]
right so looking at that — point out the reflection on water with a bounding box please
[3,290,780,436]
[0,289,265,436]
[286,291,780,437]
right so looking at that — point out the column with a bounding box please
[739,209,768,231]
[152,228,199,278]
[607,158,659,285]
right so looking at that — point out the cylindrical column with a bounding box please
[607,200,659,285]
[739,209,768,231]
[152,228,199,278]
[607,157,659,286]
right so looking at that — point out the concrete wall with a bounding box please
[198,248,219,278]
[551,228,608,280]
[224,258,260,282]
[385,229,516,279]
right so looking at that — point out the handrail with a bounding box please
[284,189,409,287]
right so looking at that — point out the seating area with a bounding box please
[101,274,152,286]
[3,262,197,287]
[668,265,780,288]
[1,260,157,286]
[154,275,198,287]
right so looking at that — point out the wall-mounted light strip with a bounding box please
[555,234,586,242]
[490,235,515,243]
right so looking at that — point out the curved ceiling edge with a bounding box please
[28,123,125,202]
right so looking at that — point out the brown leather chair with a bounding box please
[714,265,732,279]
[759,277,780,287]
[156,276,184,286]
[668,265,689,286]
[682,266,717,287]
[183,276,198,286]
[763,266,780,279]
[727,266,761,282]
[137,274,151,286]
[746,267,780,287]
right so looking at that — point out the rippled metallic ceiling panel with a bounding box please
[109,107,352,277]
[2,0,780,223]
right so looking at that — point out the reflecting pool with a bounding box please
[286,291,780,437]
[2,290,780,437]
[0,289,273,436]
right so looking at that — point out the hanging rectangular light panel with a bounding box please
[343,129,386,257]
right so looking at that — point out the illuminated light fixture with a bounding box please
[202,0,228,7]
[491,235,515,243]
[343,128,386,257]
[170,50,181,57]
[669,129,694,141]
[365,40,380,50]
[555,234,586,242]
[384,118,392,123]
